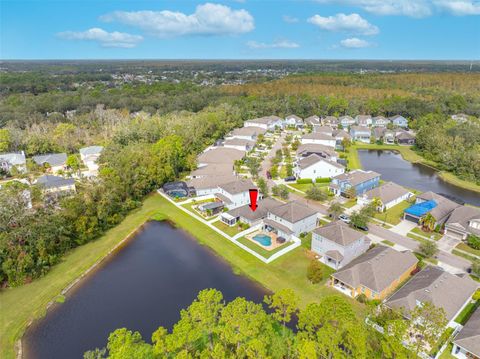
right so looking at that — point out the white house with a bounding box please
[79,146,103,172]
[227,126,267,141]
[390,115,409,128]
[295,154,345,181]
[285,114,304,128]
[451,308,480,359]
[372,116,390,127]
[444,206,480,240]
[0,151,27,174]
[357,181,413,211]
[216,179,257,210]
[296,143,338,162]
[350,126,371,143]
[245,116,283,130]
[264,201,317,240]
[339,115,356,128]
[311,221,370,269]
[355,115,372,127]
[300,133,336,147]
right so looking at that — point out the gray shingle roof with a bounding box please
[296,143,337,159]
[33,153,67,167]
[446,206,480,235]
[363,182,411,204]
[219,179,256,195]
[297,154,344,170]
[187,175,238,190]
[385,266,478,321]
[79,146,103,156]
[332,246,418,293]
[417,192,462,222]
[333,170,380,187]
[313,220,365,246]
[269,201,317,223]
[223,138,256,147]
[36,175,75,189]
[197,148,245,164]
[190,163,234,177]
[313,125,333,134]
[0,152,26,166]
[230,126,267,137]
[302,133,334,141]
[263,218,294,235]
[227,197,283,222]
[453,307,480,357]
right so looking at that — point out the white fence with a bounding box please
[158,190,300,263]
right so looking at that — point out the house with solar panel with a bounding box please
[403,191,462,226]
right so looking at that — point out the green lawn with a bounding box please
[236,237,294,259]
[211,221,247,237]
[456,242,480,257]
[407,233,428,244]
[373,200,411,225]
[1,193,360,359]
[301,233,312,249]
[454,300,479,325]
[343,199,357,208]
[381,240,395,247]
[410,227,442,241]
[452,249,478,264]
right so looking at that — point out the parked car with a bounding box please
[284,176,296,182]
[339,214,350,224]
[353,224,369,231]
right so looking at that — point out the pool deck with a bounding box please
[245,230,285,251]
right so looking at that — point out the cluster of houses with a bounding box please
[0,146,103,194]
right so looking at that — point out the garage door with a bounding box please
[445,228,465,240]
[404,214,420,223]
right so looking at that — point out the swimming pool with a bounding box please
[252,234,272,246]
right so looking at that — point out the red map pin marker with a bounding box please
[249,189,258,212]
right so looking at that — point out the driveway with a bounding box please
[389,220,417,236]
[437,235,461,252]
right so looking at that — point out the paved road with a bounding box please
[369,224,471,272]
[259,133,285,189]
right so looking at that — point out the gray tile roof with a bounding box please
[417,192,462,222]
[453,307,480,357]
[197,148,245,164]
[36,175,75,189]
[227,197,283,222]
[33,153,67,167]
[0,152,26,166]
[385,266,478,321]
[333,170,380,187]
[446,206,480,235]
[79,146,103,156]
[219,179,256,195]
[363,182,411,204]
[332,246,418,293]
[313,220,365,246]
[269,200,317,223]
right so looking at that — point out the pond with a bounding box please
[23,221,268,359]
[358,150,480,206]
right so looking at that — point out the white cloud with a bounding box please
[340,37,371,48]
[246,39,300,49]
[283,15,299,23]
[308,13,379,35]
[100,3,254,38]
[57,28,143,48]
[315,0,480,17]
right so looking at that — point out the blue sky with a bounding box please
[1,0,479,60]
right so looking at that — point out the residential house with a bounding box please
[384,266,478,328]
[358,182,413,211]
[339,115,356,128]
[330,245,418,299]
[322,116,339,128]
[264,201,317,240]
[189,163,234,179]
[355,115,373,127]
[333,129,351,142]
[245,116,283,130]
[33,153,67,174]
[311,220,370,269]
[220,197,282,227]
[285,114,304,128]
[35,175,76,194]
[350,126,371,143]
[215,179,257,210]
[384,130,395,144]
[329,169,381,197]
[372,116,390,127]
[295,154,345,181]
[197,147,245,167]
[0,151,26,174]
[313,125,333,136]
[390,115,409,128]
[79,146,103,172]
[187,175,238,196]
[296,143,338,161]
[227,126,267,141]
[451,308,480,359]
[404,191,461,226]
[304,115,320,126]
[300,133,336,147]
[223,138,256,152]
[444,206,480,240]
[395,130,416,145]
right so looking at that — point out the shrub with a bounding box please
[306,260,324,284]
[472,289,480,301]
[296,178,313,184]
[419,241,438,258]
[306,185,327,201]
[467,234,480,250]
[315,177,331,183]
[356,294,368,303]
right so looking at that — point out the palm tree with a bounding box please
[420,213,436,232]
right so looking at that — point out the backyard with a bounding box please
[373,200,412,225]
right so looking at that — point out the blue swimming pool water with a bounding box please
[252,234,272,246]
